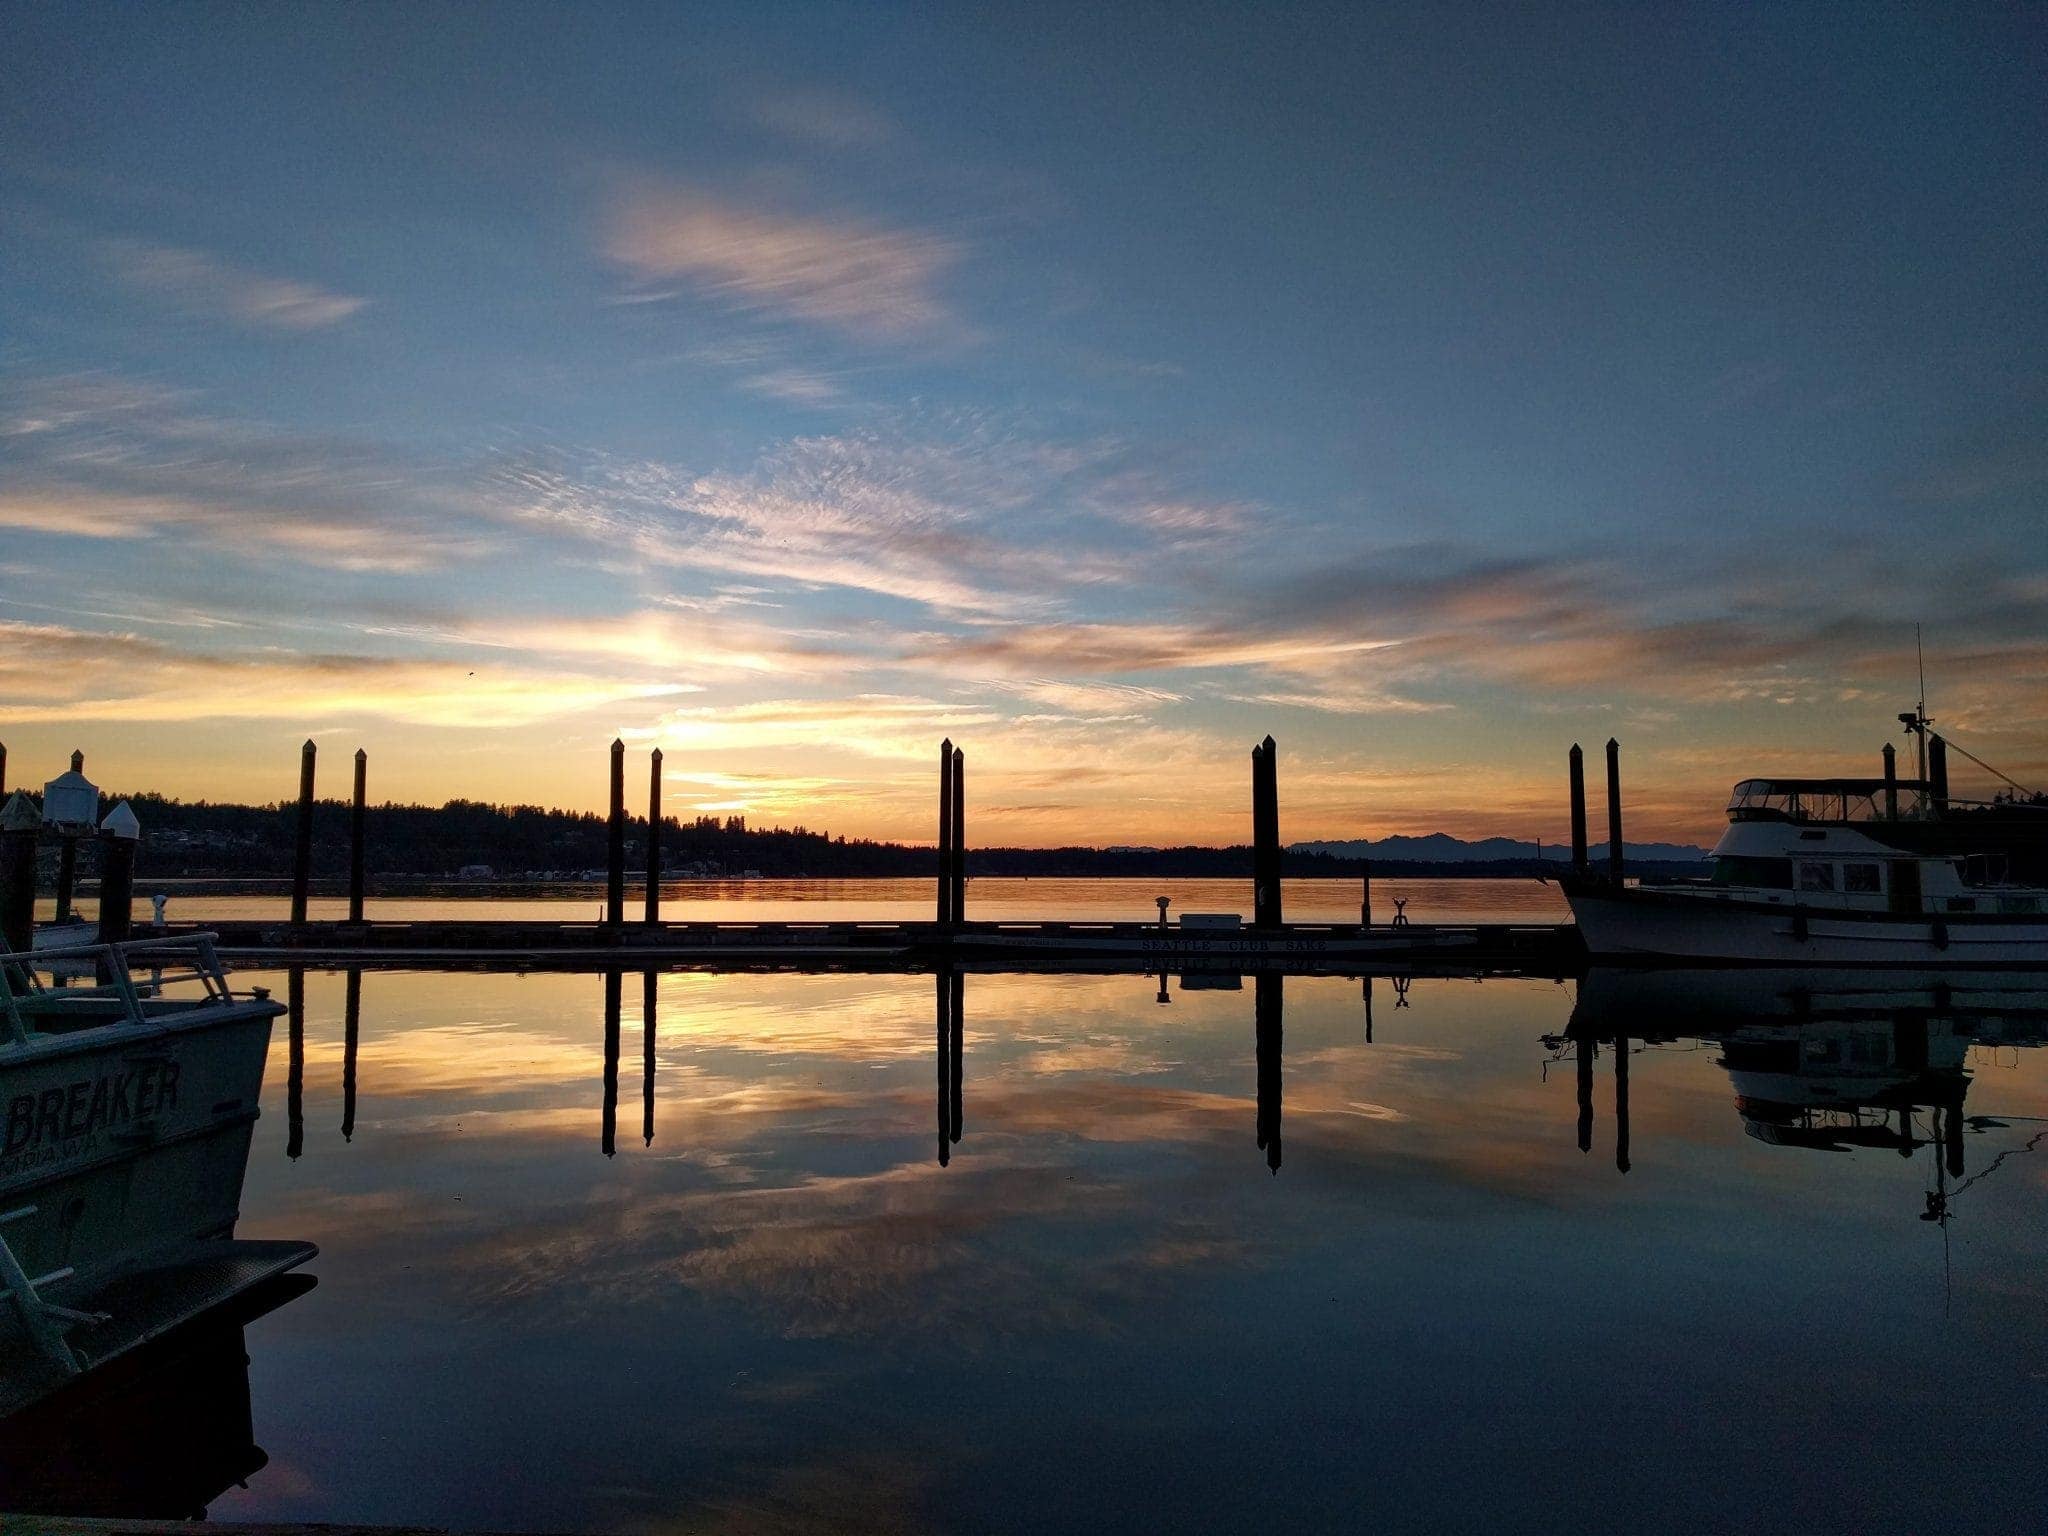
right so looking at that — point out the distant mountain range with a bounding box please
[1288,834,1708,864]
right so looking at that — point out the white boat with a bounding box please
[1567,712,2048,966]
[0,932,314,1415]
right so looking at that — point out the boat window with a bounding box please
[1712,856,1794,889]
[1999,896,2039,914]
[1797,862,1836,892]
[1946,897,1977,913]
[1843,863,1882,893]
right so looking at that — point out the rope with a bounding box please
[1939,732,2040,800]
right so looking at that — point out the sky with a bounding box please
[2,3,2044,847]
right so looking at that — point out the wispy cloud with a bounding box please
[745,87,899,150]
[604,180,960,338]
[98,238,366,331]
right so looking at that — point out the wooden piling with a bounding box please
[0,792,38,955]
[936,738,955,926]
[645,749,663,926]
[97,807,138,945]
[53,754,82,923]
[606,738,625,929]
[348,749,367,924]
[1252,735,1282,928]
[291,739,316,926]
[1929,733,1949,814]
[1604,737,1623,887]
[1569,743,1588,871]
[0,741,7,796]
[1882,741,1898,820]
[341,970,360,1142]
[1360,857,1372,927]
[949,745,965,922]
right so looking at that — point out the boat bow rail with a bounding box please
[0,933,254,1047]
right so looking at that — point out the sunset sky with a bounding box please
[3,5,2044,846]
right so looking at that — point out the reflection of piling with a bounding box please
[348,749,367,923]
[1255,972,1283,1172]
[1569,744,1588,871]
[645,750,663,926]
[342,970,360,1142]
[1944,1098,1965,1178]
[602,970,621,1158]
[1575,1031,1593,1155]
[936,739,955,926]
[1613,1033,1630,1174]
[291,740,316,926]
[1251,736,1282,928]
[1604,738,1624,887]
[0,792,37,955]
[949,969,963,1145]
[935,969,951,1166]
[606,739,626,929]
[286,969,305,1161]
[1363,975,1373,1044]
[642,970,657,1147]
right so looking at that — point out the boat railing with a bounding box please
[0,932,244,1047]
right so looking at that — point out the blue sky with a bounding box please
[3,3,2044,842]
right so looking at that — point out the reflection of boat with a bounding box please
[0,1269,314,1518]
[1,933,315,1413]
[1568,708,2048,964]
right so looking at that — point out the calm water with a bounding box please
[111,958,2048,1532]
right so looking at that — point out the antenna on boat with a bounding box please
[1899,624,1932,787]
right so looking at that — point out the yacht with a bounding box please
[0,931,314,1414]
[1567,709,2048,965]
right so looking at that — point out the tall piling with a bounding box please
[645,749,664,926]
[1360,858,1373,927]
[0,741,7,796]
[54,750,84,925]
[348,749,367,924]
[606,738,625,929]
[1252,735,1282,928]
[936,739,955,926]
[949,745,965,922]
[1604,737,1624,887]
[1569,743,1588,871]
[0,792,38,956]
[342,970,360,1142]
[1882,741,1898,820]
[291,739,316,926]
[97,803,139,946]
[1929,734,1950,814]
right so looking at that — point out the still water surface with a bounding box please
[187,949,2048,1532]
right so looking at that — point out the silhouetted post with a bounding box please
[1252,736,1282,928]
[1929,734,1949,814]
[348,749,367,923]
[645,749,663,926]
[1360,858,1373,927]
[1575,1030,1593,1154]
[950,746,965,922]
[1614,1032,1631,1175]
[1569,743,1588,872]
[936,739,954,926]
[602,970,621,1158]
[935,968,952,1166]
[1255,972,1283,1172]
[53,757,83,924]
[606,739,626,928]
[286,969,305,1161]
[342,970,360,1142]
[97,803,139,946]
[949,968,964,1145]
[291,739,316,926]
[1,792,39,955]
[642,970,657,1147]
[1604,738,1624,887]
[0,741,7,796]
[1882,742,1898,821]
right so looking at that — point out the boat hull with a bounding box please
[1568,887,2048,966]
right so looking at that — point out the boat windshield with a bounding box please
[1728,778,1930,824]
